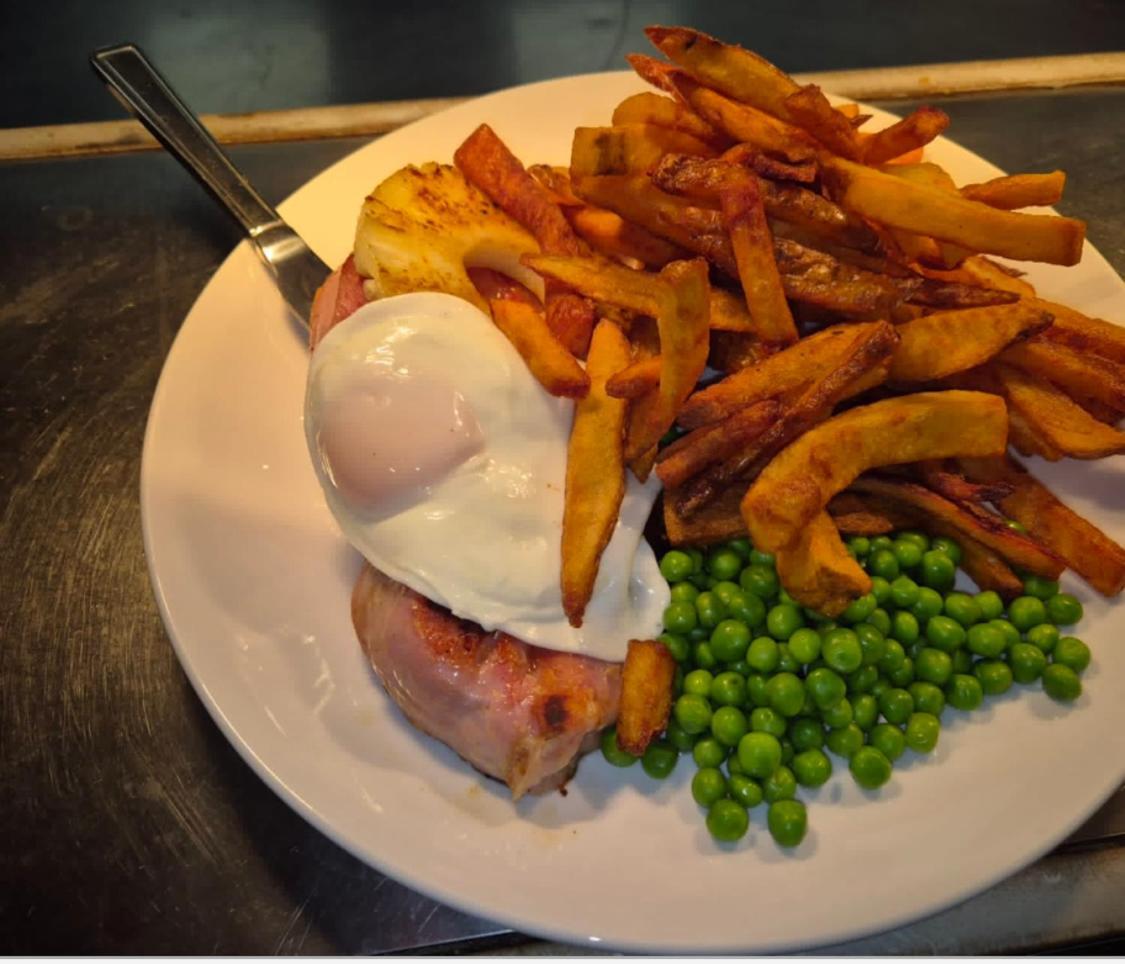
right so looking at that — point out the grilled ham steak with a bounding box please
[351,564,622,798]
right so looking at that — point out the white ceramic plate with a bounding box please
[142,72,1125,953]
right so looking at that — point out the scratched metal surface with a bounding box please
[2,89,1124,954]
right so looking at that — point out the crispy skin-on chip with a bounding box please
[524,253,668,316]
[664,481,746,547]
[821,156,1086,266]
[829,510,896,536]
[617,639,677,755]
[565,206,685,269]
[527,164,584,206]
[849,476,1063,579]
[961,171,1066,210]
[1000,337,1125,415]
[708,329,770,373]
[1036,299,1125,364]
[860,107,950,165]
[889,302,1053,382]
[742,391,1008,553]
[774,512,872,616]
[656,400,780,489]
[571,124,716,178]
[545,288,596,356]
[721,175,798,346]
[916,256,1037,298]
[957,538,1026,600]
[606,356,662,399]
[784,84,862,159]
[490,299,590,399]
[722,143,818,184]
[770,238,905,315]
[913,460,1015,504]
[468,266,542,307]
[993,363,1125,459]
[611,91,729,147]
[561,321,631,625]
[959,456,1125,596]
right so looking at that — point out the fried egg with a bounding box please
[304,291,668,662]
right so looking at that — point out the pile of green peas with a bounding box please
[600,529,1091,848]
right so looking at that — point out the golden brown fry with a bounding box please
[524,252,669,316]
[1000,337,1125,414]
[783,84,862,159]
[708,286,760,333]
[821,155,1086,266]
[565,205,685,269]
[663,481,746,547]
[913,461,1015,504]
[959,456,1125,596]
[570,124,716,179]
[561,320,631,626]
[611,91,729,147]
[829,510,897,536]
[742,391,1008,553]
[994,363,1125,459]
[606,356,662,399]
[915,255,1037,298]
[1036,299,1125,364]
[889,302,1053,382]
[849,476,1063,579]
[468,266,542,308]
[720,176,798,346]
[774,513,872,616]
[961,171,1066,210]
[708,330,770,373]
[490,299,590,398]
[956,538,1026,601]
[616,639,677,756]
[721,143,818,184]
[656,400,781,489]
[860,107,950,165]
[526,164,583,206]
[770,238,904,315]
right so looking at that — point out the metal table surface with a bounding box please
[3,87,1124,955]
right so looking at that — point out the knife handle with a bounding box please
[91,43,283,238]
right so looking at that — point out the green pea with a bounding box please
[853,623,885,666]
[926,615,966,653]
[728,774,763,810]
[892,538,924,571]
[951,649,972,675]
[725,754,745,777]
[974,590,1004,620]
[825,723,865,759]
[712,705,749,747]
[1026,623,1060,654]
[868,548,900,581]
[707,798,750,842]
[1054,636,1091,674]
[768,799,808,847]
[888,656,915,688]
[642,740,678,779]
[692,767,727,807]
[766,603,804,640]
[823,628,864,673]
[710,580,741,606]
[821,696,854,729]
[766,672,805,717]
[896,530,930,551]
[746,636,780,674]
[920,550,956,591]
[665,718,695,753]
[974,659,1013,696]
[870,722,906,762]
[740,564,779,602]
[763,765,797,803]
[1042,663,1082,702]
[871,535,894,552]
[911,587,945,621]
[674,693,713,734]
[787,627,822,665]
[914,647,951,685]
[738,731,782,778]
[779,737,795,765]
[746,673,770,707]
[683,669,714,697]
[673,666,685,696]
[790,717,825,751]
[724,659,752,677]
[908,681,945,717]
[889,575,920,610]
[708,672,745,708]
[847,665,880,696]
[1010,642,1048,683]
[658,632,690,664]
[746,707,783,739]
[1022,574,1059,600]
[792,748,833,788]
[692,736,727,768]
[841,592,877,625]
[946,673,984,711]
[600,726,638,767]
[878,638,907,673]
[966,623,1007,658]
[1046,593,1083,626]
[776,643,800,674]
[847,536,871,558]
[709,619,751,663]
[991,618,1022,647]
[689,626,709,642]
[692,641,718,670]
[868,607,892,636]
[727,537,753,560]
[660,550,695,583]
[669,582,699,605]
[750,549,776,567]
[1008,596,1047,632]
[944,592,982,628]
[663,601,697,634]
[879,687,915,725]
[728,591,767,630]
[930,536,962,565]
[806,666,847,710]
[870,576,893,606]
[707,548,744,582]
[904,712,940,754]
[870,677,892,701]
[850,746,893,789]
[852,693,879,730]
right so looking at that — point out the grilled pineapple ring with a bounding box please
[354,163,545,312]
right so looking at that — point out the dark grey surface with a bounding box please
[2,88,1124,953]
[3,0,1125,127]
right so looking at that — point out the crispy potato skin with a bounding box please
[617,639,677,755]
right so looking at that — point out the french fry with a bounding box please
[915,255,1037,298]
[606,356,662,399]
[720,175,798,346]
[742,391,1008,554]
[524,252,669,317]
[992,363,1125,459]
[527,164,584,206]
[663,481,746,547]
[829,510,896,536]
[848,476,1063,579]
[708,330,770,373]
[774,512,872,616]
[783,84,863,159]
[565,205,686,269]
[889,302,1053,382]
[467,266,542,307]
[571,124,716,179]
[956,537,1026,601]
[1036,299,1125,364]
[1008,406,1064,461]
[1000,337,1125,415]
[561,320,631,625]
[490,299,590,399]
[771,238,904,315]
[913,460,1015,504]
[721,143,818,184]
[546,289,597,356]
[616,639,677,755]
[709,286,762,333]
[821,155,1086,266]
[656,400,781,489]
[860,107,950,165]
[961,171,1065,210]
[611,91,729,148]
[959,456,1125,596]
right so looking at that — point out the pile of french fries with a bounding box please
[444,26,1124,724]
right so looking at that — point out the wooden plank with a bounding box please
[2,53,1123,162]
